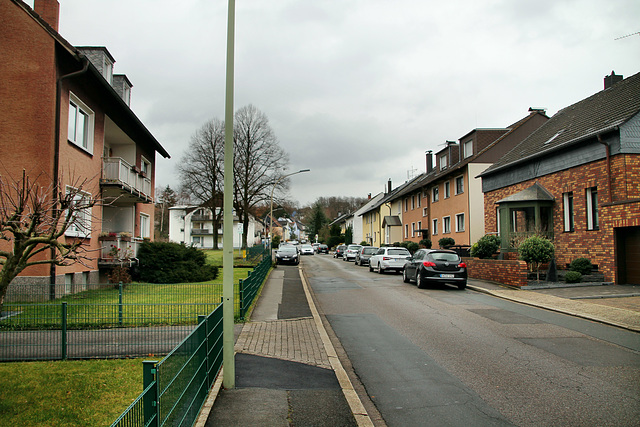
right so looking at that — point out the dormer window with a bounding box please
[439,155,448,170]
[463,140,473,158]
[103,57,113,84]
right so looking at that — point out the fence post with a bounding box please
[118,282,123,326]
[143,360,158,427]
[61,302,67,360]
[198,315,209,388]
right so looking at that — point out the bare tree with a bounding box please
[233,105,289,249]
[178,119,225,249]
[0,170,98,307]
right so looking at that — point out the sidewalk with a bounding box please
[201,266,372,427]
[198,268,640,426]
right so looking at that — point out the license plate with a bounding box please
[440,274,454,278]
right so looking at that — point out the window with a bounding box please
[586,187,599,230]
[140,213,150,238]
[455,213,465,232]
[432,186,439,202]
[404,198,408,212]
[455,176,464,194]
[411,222,416,237]
[563,192,574,232]
[67,93,94,153]
[444,181,450,198]
[440,155,448,170]
[411,195,415,210]
[463,140,473,158]
[416,194,421,208]
[432,218,438,235]
[417,221,422,233]
[65,187,92,238]
[404,224,409,238]
[141,156,151,176]
[423,207,428,217]
[443,216,451,234]
[192,236,201,246]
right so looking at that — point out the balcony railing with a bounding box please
[191,215,213,221]
[98,235,143,266]
[101,157,152,202]
[191,228,223,236]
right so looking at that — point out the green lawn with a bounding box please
[0,358,143,427]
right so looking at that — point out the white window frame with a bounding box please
[411,222,416,237]
[455,213,465,232]
[404,224,409,239]
[418,221,422,234]
[432,186,439,202]
[463,140,473,158]
[440,155,448,170]
[443,216,451,234]
[67,92,94,154]
[586,187,599,230]
[432,218,438,235]
[140,213,150,238]
[65,187,92,238]
[141,156,151,177]
[416,194,421,208]
[455,176,464,195]
[563,192,574,232]
[423,207,428,217]
[444,181,450,199]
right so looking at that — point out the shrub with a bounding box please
[519,236,555,281]
[360,241,368,246]
[137,241,219,283]
[570,257,592,275]
[419,239,432,249]
[271,235,281,249]
[406,242,419,254]
[108,265,132,286]
[470,234,501,259]
[438,237,455,248]
[565,271,582,283]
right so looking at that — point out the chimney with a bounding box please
[604,71,623,89]
[387,179,392,194]
[368,193,371,200]
[34,0,60,32]
[426,151,433,174]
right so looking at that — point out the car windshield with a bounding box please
[388,248,410,256]
[278,247,297,254]
[348,245,362,250]
[363,248,378,254]
[429,252,459,262]
[301,245,313,250]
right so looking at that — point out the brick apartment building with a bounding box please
[480,71,640,284]
[0,0,170,286]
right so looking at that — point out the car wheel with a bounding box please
[402,269,410,283]
[369,263,374,272]
[458,282,467,290]
[378,263,384,274]
[416,273,426,289]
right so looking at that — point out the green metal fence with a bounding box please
[111,305,224,427]
[0,250,271,362]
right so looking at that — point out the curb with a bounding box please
[298,268,375,427]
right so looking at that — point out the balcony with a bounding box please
[101,157,153,203]
[191,215,213,221]
[98,234,144,267]
[191,228,222,236]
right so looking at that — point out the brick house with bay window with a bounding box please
[480,71,640,285]
[0,0,170,286]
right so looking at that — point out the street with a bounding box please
[302,255,640,426]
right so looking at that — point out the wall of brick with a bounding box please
[464,257,528,287]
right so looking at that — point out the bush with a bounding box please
[137,241,219,283]
[108,265,132,286]
[419,239,432,249]
[565,271,582,283]
[406,242,419,254]
[360,241,368,246]
[271,235,281,249]
[438,237,455,248]
[470,234,501,259]
[570,257,592,275]
[519,236,555,281]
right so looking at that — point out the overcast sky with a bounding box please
[32,0,640,206]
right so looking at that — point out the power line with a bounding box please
[614,31,640,40]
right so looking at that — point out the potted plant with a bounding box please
[119,232,132,242]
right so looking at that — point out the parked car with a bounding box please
[343,244,363,262]
[355,246,379,266]
[275,246,299,265]
[403,249,467,289]
[300,244,315,255]
[334,244,347,258]
[369,247,411,274]
[317,244,329,254]
[312,243,320,252]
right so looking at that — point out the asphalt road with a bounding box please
[302,254,640,427]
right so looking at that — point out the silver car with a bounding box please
[368,247,411,274]
[343,244,363,262]
[355,246,379,266]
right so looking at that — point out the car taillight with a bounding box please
[422,261,436,267]
[458,262,467,268]
[383,256,391,260]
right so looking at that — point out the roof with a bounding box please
[382,216,402,227]
[482,72,640,176]
[495,182,555,204]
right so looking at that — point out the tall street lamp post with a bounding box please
[269,169,310,254]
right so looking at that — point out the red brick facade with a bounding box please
[464,258,528,288]
[484,154,640,283]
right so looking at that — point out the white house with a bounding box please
[168,206,264,248]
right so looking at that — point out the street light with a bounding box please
[269,169,310,253]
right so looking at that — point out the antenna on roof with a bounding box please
[407,166,418,180]
[614,31,640,40]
